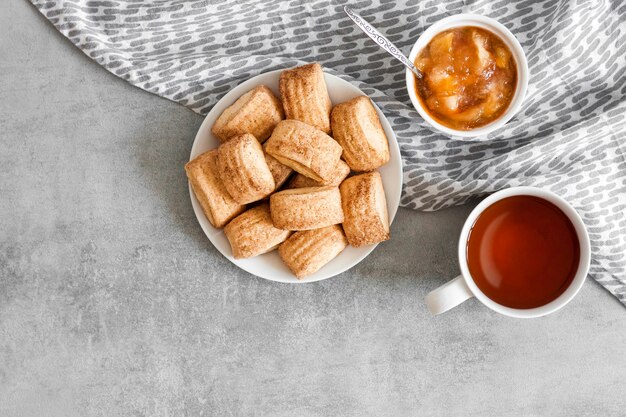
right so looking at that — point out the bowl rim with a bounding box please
[405,13,529,139]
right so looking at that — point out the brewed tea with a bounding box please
[466,195,580,309]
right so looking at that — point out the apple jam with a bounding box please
[414,26,517,130]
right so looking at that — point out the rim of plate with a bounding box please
[188,69,403,283]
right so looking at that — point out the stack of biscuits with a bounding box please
[185,63,391,279]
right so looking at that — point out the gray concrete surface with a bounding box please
[1,1,626,416]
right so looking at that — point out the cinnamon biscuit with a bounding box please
[265,120,342,183]
[339,172,390,247]
[224,204,291,259]
[278,225,348,279]
[269,186,343,230]
[217,133,275,204]
[212,85,284,143]
[279,63,332,134]
[184,150,246,228]
[330,96,390,172]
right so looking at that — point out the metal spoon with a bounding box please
[344,6,423,79]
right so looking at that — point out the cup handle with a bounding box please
[425,275,474,315]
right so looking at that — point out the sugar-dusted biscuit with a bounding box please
[184,150,246,228]
[212,85,284,143]
[330,96,390,172]
[287,160,350,189]
[278,225,348,279]
[279,63,332,134]
[269,186,343,230]
[224,204,291,259]
[217,133,275,204]
[264,144,293,191]
[265,120,342,183]
[339,172,390,247]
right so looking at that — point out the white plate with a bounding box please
[189,69,403,283]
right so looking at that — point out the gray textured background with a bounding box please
[1,1,626,416]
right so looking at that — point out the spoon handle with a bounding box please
[344,6,422,79]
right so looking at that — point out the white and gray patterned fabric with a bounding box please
[30,0,626,305]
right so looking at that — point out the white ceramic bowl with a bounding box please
[189,69,403,283]
[405,14,529,139]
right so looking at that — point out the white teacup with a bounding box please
[405,14,529,138]
[426,187,591,318]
